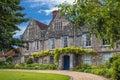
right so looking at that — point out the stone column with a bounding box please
[58,55,63,70]
[70,54,74,69]
[21,56,25,63]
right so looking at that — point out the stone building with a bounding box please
[21,10,120,70]
[21,19,48,63]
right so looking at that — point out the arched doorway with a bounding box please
[63,55,70,70]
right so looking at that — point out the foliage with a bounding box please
[14,63,20,68]
[0,60,5,65]
[112,54,120,80]
[54,46,97,63]
[32,50,53,58]
[32,64,57,70]
[6,56,13,63]
[58,0,120,47]
[14,63,57,70]
[109,53,120,63]
[26,57,33,64]
[0,56,14,69]
[0,63,14,69]
[73,63,113,78]
[91,68,112,78]
[0,0,28,52]
[0,71,70,80]
[72,64,92,72]
[32,46,97,63]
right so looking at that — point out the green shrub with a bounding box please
[26,64,35,67]
[6,56,13,63]
[91,68,105,75]
[109,53,120,63]
[0,63,15,69]
[112,58,120,80]
[26,57,33,64]
[35,64,57,70]
[14,63,58,70]
[0,60,5,65]
[14,64,20,68]
[72,64,91,72]
[5,64,14,69]
[91,68,112,78]
[84,69,91,73]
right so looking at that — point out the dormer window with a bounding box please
[54,21,62,31]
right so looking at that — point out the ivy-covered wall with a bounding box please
[32,46,97,64]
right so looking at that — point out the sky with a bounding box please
[15,0,75,38]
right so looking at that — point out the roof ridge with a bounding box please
[31,19,48,30]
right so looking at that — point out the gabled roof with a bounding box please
[21,19,48,39]
[33,19,48,30]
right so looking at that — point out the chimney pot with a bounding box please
[52,10,58,18]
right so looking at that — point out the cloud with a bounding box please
[27,0,75,7]
[14,25,27,37]
[38,7,58,15]
[26,0,75,15]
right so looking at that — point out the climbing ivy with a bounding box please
[32,46,97,63]
[32,50,53,58]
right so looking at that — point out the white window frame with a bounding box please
[83,55,91,64]
[102,53,112,62]
[49,38,55,50]
[62,36,68,47]
[54,21,62,31]
[82,34,92,47]
[35,41,39,50]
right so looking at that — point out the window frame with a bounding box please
[49,38,55,50]
[101,38,110,46]
[83,55,91,65]
[62,36,68,47]
[82,34,92,47]
[102,53,112,62]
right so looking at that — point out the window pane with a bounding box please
[82,34,91,47]
[83,55,91,64]
[103,53,112,62]
[62,36,68,47]
[49,38,55,50]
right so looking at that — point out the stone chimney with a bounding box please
[52,10,58,18]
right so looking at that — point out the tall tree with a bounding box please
[59,0,120,47]
[0,0,28,52]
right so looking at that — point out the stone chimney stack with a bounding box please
[52,10,58,18]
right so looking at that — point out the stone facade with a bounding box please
[21,19,48,63]
[21,10,120,70]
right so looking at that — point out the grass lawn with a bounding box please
[0,71,70,80]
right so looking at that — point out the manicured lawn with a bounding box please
[0,71,70,80]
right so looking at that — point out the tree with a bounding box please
[0,0,28,52]
[59,0,120,47]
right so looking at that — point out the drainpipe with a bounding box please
[73,25,76,46]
